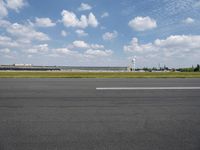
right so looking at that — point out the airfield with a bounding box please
[0,78,200,150]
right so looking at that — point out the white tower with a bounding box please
[132,56,136,72]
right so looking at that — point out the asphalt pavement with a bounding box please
[0,78,200,150]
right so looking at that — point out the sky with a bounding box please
[0,0,200,67]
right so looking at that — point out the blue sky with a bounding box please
[0,0,200,67]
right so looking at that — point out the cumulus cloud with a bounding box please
[78,3,92,11]
[0,20,50,58]
[90,44,104,49]
[6,0,27,12]
[52,47,113,60]
[0,35,19,47]
[0,0,27,18]
[0,48,10,53]
[85,49,113,57]
[61,10,87,28]
[76,29,88,37]
[0,0,8,18]
[88,12,98,27]
[124,38,154,53]
[0,20,49,42]
[0,47,14,58]
[6,23,50,41]
[53,40,112,59]
[128,16,157,31]
[183,17,195,24]
[0,18,112,63]
[101,12,109,18]
[73,40,89,48]
[27,44,49,54]
[61,10,98,28]
[0,19,11,27]
[124,35,200,57]
[35,17,56,27]
[61,30,68,37]
[54,48,79,56]
[102,31,118,41]
[72,40,112,57]
[72,40,105,49]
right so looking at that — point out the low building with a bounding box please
[13,64,32,67]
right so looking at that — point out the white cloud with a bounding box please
[85,49,113,57]
[101,12,109,18]
[61,30,68,37]
[52,48,113,60]
[54,48,70,54]
[48,40,113,63]
[0,20,50,57]
[0,0,26,18]
[0,48,10,53]
[76,29,88,37]
[0,34,51,59]
[6,23,50,41]
[27,44,49,54]
[102,31,118,41]
[72,40,105,50]
[73,40,89,48]
[160,0,196,16]
[90,44,104,49]
[61,10,98,28]
[35,17,56,27]
[88,12,98,27]
[124,35,200,57]
[52,48,80,57]
[54,40,112,58]
[0,35,19,47]
[61,10,88,28]
[6,0,27,12]
[16,38,31,44]
[124,38,154,53]
[72,40,112,57]
[183,17,195,24]
[0,51,15,58]
[154,35,200,50]
[0,19,11,27]
[78,3,92,11]
[0,0,8,18]
[128,16,157,31]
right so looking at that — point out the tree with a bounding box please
[194,64,200,72]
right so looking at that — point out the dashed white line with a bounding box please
[96,87,200,90]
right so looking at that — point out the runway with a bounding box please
[0,78,200,150]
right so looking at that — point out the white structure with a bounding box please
[132,57,136,72]
[14,64,32,67]
[127,57,136,72]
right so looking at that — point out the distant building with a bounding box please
[13,64,32,67]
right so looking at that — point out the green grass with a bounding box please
[0,71,200,78]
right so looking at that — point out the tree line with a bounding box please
[134,64,200,72]
[177,64,200,72]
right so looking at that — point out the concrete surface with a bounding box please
[0,78,200,150]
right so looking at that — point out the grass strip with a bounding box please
[0,71,200,78]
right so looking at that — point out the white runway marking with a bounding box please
[96,87,200,90]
